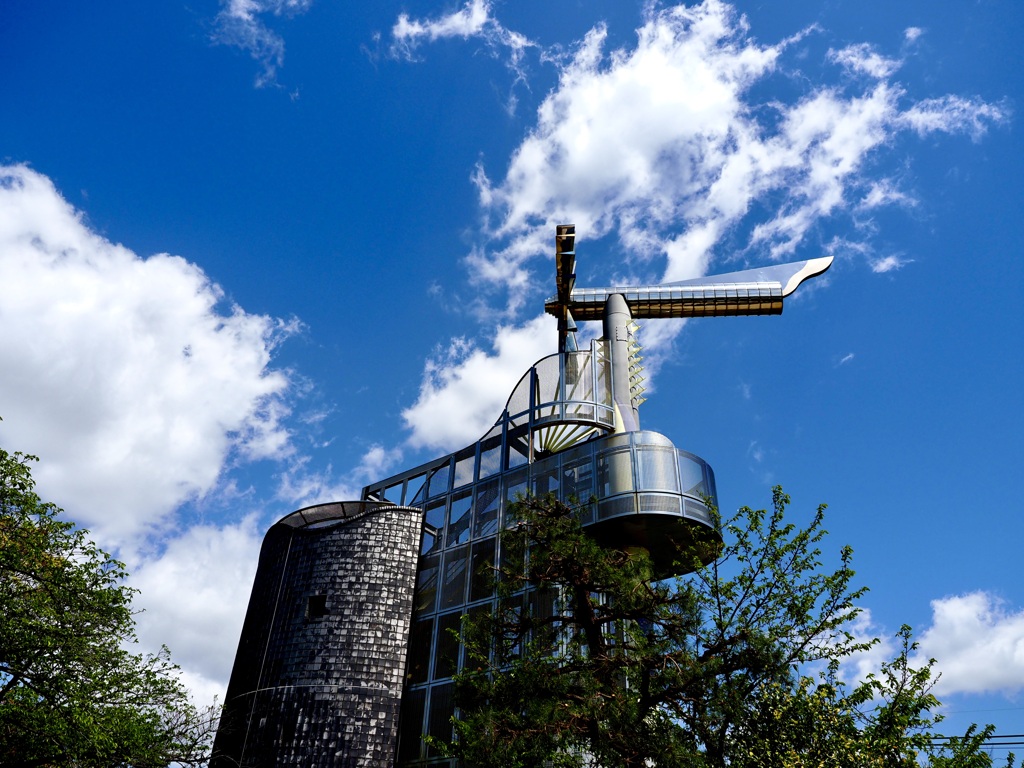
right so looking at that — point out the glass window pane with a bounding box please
[473,480,500,539]
[637,448,679,492]
[452,447,475,490]
[469,538,496,603]
[426,683,455,757]
[506,427,530,470]
[563,349,593,403]
[428,461,451,498]
[531,455,560,498]
[433,612,463,680]
[415,553,440,615]
[561,451,594,505]
[406,473,427,506]
[597,450,634,497]
[441,544,469,609]
[448,490,472,545]
[705,463,718,505]
[406,617,434,685]
[594,342,612,405]
[478,435,502,481]
[496,594,525,663]
[424,498,446,553]
[420,530,436,556]
[503,468,529,528]
[678,453,706,497]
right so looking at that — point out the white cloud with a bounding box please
[274,442,404,508]
[859,180,915,210]
[213,0,314,87]
[828,43,901,78]
[913,592,1024,696]
[838,594,1024,698]
[899,96,1008,141]
[904,27,924,44]
[835,608,899,686]
[392,0,491,49]
[870,254,910,273]
[402,314,555,451]
[0,165,295,546]
[129,518,264,699]
[390,0,534,65]
[747,440,764,463]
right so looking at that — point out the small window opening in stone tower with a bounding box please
[306,594,328,619]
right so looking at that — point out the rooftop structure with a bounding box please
[211,226,832,767]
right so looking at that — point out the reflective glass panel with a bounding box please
[531,455,560,498]
[503,467,529,528]
[563,350,593,403]
[452,447,475,490]
[397,688,426,763]
[415,553,440,615]
[678,454,706,497]
[433,612,463,680]
[469,538,496,603]
[637,448,679,492]
[477,435,502,481]
[506,426,530,470]
[473,480,500,539]
[448,490,472,545]
[406,618,433,684]
[596,450,634,496]
[420,530,436,556]
[561,448,594,505]
[406,473,427,506]
[424,498,446,553]
[428,462,451,499]
[440,544,469,609]
[426,683,455,757]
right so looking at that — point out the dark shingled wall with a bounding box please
[212,503,422,768]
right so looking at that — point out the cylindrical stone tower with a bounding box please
[211,501,423,768]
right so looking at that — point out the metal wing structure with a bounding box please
[545,224,832,432]
[547,224,832,325]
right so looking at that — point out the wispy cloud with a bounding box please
[828,43,901,79]
[390,0,533,61]
[388,0,536,111]
[212,0,314,87]
[904,27,924,44]
[870,254,911,273]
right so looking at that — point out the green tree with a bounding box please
[0,444,216,767]
[445,489,1014,768]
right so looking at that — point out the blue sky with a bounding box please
[1,0,1021,744]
